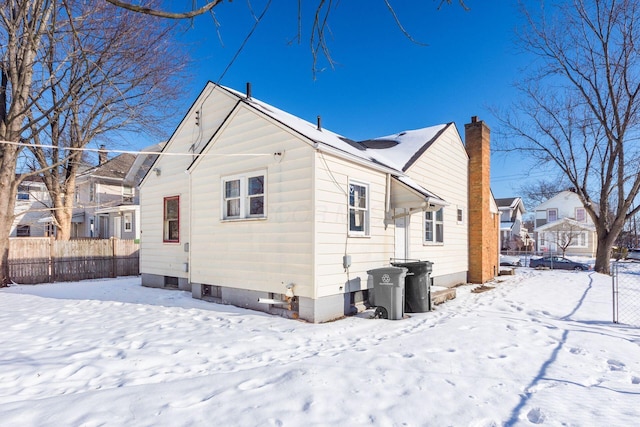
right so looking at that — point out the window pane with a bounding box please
[227,199,240,217]
[436,223,444,242]
[225,180,240,198]
[248,176,264,196]
[249,196,264,215]
[548,209,557,222]
[436,208,443,221]
[576,208,585,222]
[349,184,366,208]
[166,198,179,219]
[350,209,365,232]
[168,220,179,240]
[425,222,433,241]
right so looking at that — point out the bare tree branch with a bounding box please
[104,0,224,19]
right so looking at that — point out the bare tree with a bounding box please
[105,0,469,75]
[24,0,185,240]
[499,0,640,273]
[0,0,185,285]
[0,0,56,286]
[548,221,585,257]
[518,178,568,209]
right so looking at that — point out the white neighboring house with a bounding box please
[534,190,597,256]
[496,197,532,251]
[139,82,499,323]
[11,178,54,237]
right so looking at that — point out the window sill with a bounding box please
[348,233,371,238]
[221,217,267,223]
[423,242,444,246]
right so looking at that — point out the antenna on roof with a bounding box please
[246,82,252,100]
[317,115,322,131]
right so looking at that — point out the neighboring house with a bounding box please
[496,197,532,251]
[11,177,54,237]
[139,82,499,323]
[38,151,140,240]
[534,190,597,256]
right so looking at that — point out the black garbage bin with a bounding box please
[391,260,433,313]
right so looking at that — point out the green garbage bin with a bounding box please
[391,261,433,313]
[367,266,407,320]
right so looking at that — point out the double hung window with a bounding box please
[425,208,444,244]
[164,196,179,242]
[349,181,369,236]
[222,171,266,220]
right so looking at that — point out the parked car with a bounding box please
[627,249,640,261]
[500,255,522,267]
[530,256,591,271]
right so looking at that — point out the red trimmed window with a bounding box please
[164,196,179,242]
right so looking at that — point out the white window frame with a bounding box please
[424,208,444,245]
[566,231,587,248]
[124,213,133,232]
[348,180,370,236]
[457,207,464,224]
[547,208,558,222]
[221,170,266,220]
[575,207,586,222]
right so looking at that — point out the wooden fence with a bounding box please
[8,237,139,284]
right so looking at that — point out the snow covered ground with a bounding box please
[1,264,640,426]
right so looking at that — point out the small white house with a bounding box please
[11,178,53,237]
[496,197,531,251]
[534,190,597,256]
[139,83,498,322]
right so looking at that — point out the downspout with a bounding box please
[187,169,192,285]
[385,174,391,228]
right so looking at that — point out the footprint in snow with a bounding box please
[607,359,626,371]
[526,407,546,424]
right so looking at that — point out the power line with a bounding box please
[0,140,271,157]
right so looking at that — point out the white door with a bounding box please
[395,209,408,261]
[114,216,122,239]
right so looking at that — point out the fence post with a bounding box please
[49,236,55,282]
[111,237,117,278]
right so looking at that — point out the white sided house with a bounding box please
[139,83,498,323]
[534,190,597,257]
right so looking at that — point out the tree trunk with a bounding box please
[0,148,19,286]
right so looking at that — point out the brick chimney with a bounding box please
[465,116,499,283]
[98,145,107,165]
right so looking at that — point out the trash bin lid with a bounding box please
[367,266,408,275]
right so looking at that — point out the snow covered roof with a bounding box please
[218,84,451,177]
[359,125,450,172]
[393,175,448,209]
[536,217,596,232]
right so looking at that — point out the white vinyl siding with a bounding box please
[315,153,391,298]
[140,84,238,278]
[402,126,468,285]
[189,104,314,298]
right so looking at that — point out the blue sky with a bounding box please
[166,0,545,200]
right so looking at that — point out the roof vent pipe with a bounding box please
[317,115,322,131]
[246,82,252,100]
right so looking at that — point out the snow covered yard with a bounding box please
[1,266,639,426]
